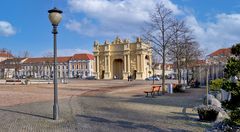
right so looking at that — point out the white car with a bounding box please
[145,76,160,81]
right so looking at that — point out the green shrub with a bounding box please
[210,79,223,91]
[230,109,240,125]
[221,43,240,126]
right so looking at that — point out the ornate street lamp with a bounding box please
[48,7,63,120]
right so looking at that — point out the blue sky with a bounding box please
[1,0,240,57]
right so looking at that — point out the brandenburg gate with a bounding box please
[93,37,152,80]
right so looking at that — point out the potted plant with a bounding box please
[193,105,223,121]
[25,78,30,85]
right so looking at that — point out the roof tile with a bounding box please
[208,48,231,57]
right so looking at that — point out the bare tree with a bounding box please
[183,39,202,85]
[13,51,31,78]
[143,3,174,93]
[43,52,53,82]
[168,20,188,83]
[13,57,22,79]
[151,51,161,85]
[21,51,30,58]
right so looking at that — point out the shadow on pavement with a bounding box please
[76,115,166,132]
[125,88,205,108]
[0,108,52,120]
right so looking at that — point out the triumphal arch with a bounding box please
[93,37,152,80]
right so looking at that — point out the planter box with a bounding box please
[198,110,219,121]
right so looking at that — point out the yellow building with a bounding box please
[93,37,152,80]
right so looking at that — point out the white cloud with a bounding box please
[185,14,240,53]
[66,0,240,54]
[0,21,16,37]
[66,0,182,37]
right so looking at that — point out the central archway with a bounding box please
[113,59,123,79]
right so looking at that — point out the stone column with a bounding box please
[97,56,99,73]
[68,62,71,78]
[108,55,110,72]
[141,54,144,72]
[88,61,91,76]
[94,56,97,72]
[95,56,99,73]
[127,55,130,72]
[104,56,107,71]
[96,55,100,79]
[136,54,140,71]
[124,55,127,72]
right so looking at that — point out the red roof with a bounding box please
[1,53,94,64]
[24,57,71,64]
[208,48,231,57]
[0,52,13,58]
[22,54,94,64]
[71,54,94,60]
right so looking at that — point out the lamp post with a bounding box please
[205,59,210,106]
[181,58,186,87]
[206,64,209,106]
[48,7,63,120]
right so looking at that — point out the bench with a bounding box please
[5,79,22,85]
[144,85,161,97]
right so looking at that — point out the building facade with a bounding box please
[0,50,13,62]
[93,37,152,80]
[0,53,94,79]
[154,63,175,78]
[190,48,231,86]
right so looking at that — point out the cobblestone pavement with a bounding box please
[0,80,210,131]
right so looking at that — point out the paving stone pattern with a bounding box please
[0,80,210,131]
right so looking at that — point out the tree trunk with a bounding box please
[177,60,181,84]
[153,69,155,85]
[162,52,166,94]
[186,66,189,85]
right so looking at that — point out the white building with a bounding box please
[190,48,231,86]
[0,50,13,62]
[153,63,175,78]
[0,53,95,79]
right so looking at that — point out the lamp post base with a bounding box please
[53,104,59,120]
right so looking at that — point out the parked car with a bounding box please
[21,75,26,79]
[85,76,97,80]
[145,76,160,81]
[41,75,49,80]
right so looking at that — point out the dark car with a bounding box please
[85,76,96,80]
[41,75,49,80]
